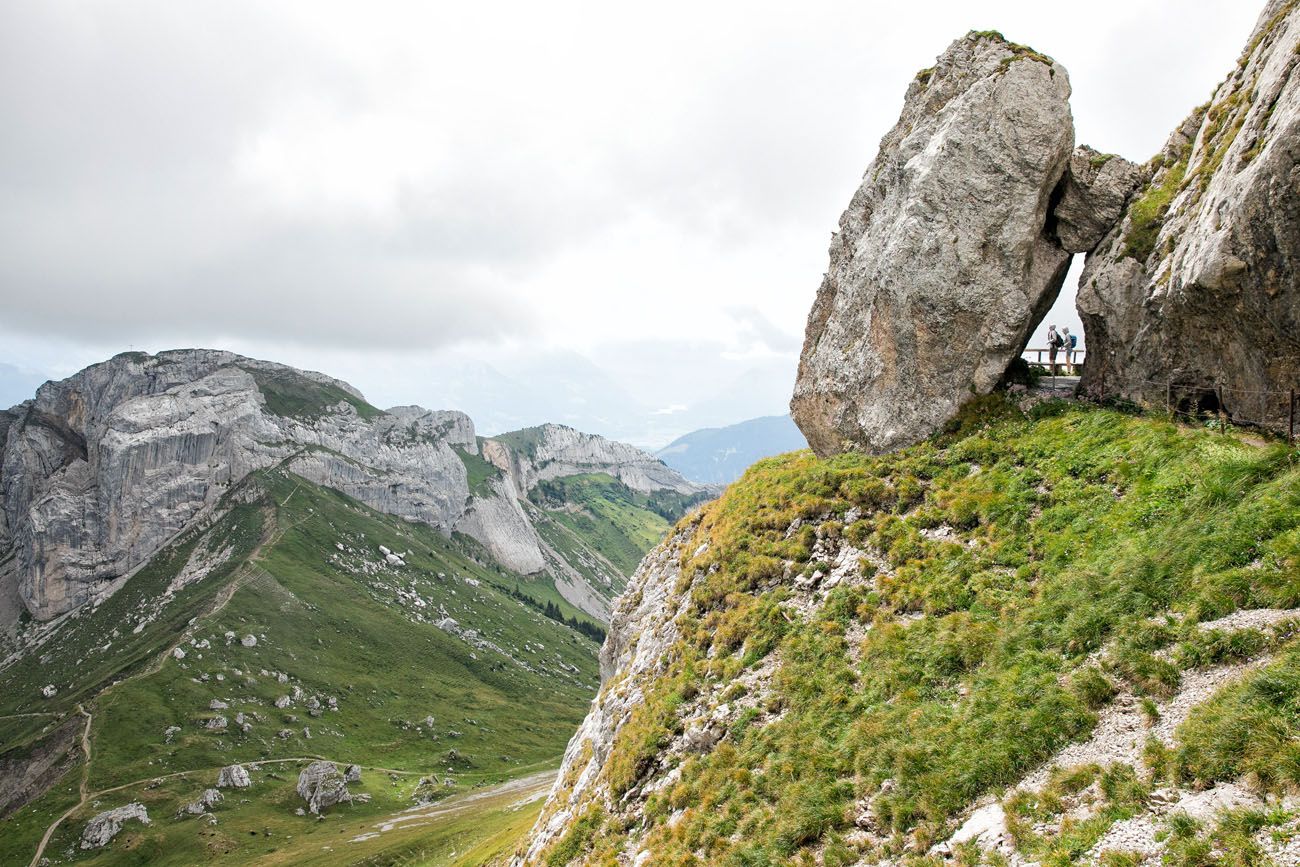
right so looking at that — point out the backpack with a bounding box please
[1068,334,1078,350]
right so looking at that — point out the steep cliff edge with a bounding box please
[514,403,1300,865]
[791,31,1079,457]
[1078,0,1300,432]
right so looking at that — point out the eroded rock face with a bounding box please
[791,32,1076,456]
[1052,146,1142,254]
[513,530,695,864]
[0,350,706,623]
[216,764,250,789]
[0,350,477,620]
[1077,0,1300,427]
[296,760,351,814]
[80,802,150,849]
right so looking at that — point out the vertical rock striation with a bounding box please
[0,350,704,625]
[791,32,1076,456]
[1077,0,1300,426]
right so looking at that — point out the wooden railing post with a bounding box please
[1290,389,1295,446]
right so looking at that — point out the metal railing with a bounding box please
[1022,347,1085,375]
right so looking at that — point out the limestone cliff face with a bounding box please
[0,351,700,625]
[514,529,695,865]
[1077,0,1300,428]
[791,32,1077,456]
[485,424,709,500]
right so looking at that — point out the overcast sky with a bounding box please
[0,0,1263,446]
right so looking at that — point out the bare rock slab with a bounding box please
[81,803,150,849]
[792,31,1075,456]
[296,760,351,814]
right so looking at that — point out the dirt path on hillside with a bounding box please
[348,769,557,844]
[27,705,91,867]
[24,501,308,865]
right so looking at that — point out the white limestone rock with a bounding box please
[80,803,150,849]
[791,32,1075,455]
[296,760,352,814]
[217,764,251,789]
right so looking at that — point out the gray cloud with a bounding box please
[0,0,1265,436]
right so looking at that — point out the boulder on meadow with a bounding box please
[81,803,150,849]
[296,761,352,814]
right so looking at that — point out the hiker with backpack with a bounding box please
[1061,327,1076,373]
[1047,325,1062,375]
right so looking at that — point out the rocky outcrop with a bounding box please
[296,760,351,814]
[1077,0,1300,428]
[514,530,695,864]
[216,764,250,789]
[1052,146,1142,254]
[80,802,150,849]
[791,32,1076,456]
[0,350,704,624]
[0,714,81,818]
[454,476,548,574]
[485,424,708,499]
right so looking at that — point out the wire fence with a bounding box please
[1132,377,1299,445]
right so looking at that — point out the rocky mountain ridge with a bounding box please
[0,349,706,632]
[655,415,809,486]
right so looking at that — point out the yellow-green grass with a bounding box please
[23,764,551,867]
[551,400,1300,864]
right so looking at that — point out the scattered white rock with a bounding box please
[241,634,257,647]
[172,647,186,660]
[81,803,150,849]
[40,684,57,698]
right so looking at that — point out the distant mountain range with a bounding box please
[656,415,808,485]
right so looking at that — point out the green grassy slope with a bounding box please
[0,468,602,866]
[526,474,709,605]
[542,400,1300,865]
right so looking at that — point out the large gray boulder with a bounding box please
[1077,0,1300,427]
[216,763,251,789]
[791,32,1076,456]
[296,760,351,814]
[80,802,150,849]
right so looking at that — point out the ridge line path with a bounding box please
[26,497,324,866]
